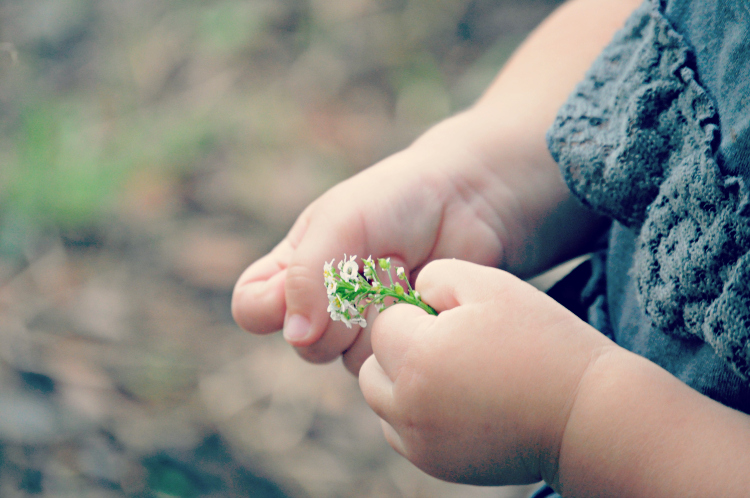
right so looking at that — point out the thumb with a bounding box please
[415,259,530,313]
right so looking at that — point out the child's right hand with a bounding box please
[232,0,634,374]
[232,112,521,374]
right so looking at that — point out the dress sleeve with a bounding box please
[546,0,750,383]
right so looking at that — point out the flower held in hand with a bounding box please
[324,255,437,328]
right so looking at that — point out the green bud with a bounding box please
[394,283,404,296]
[378,258,391,270]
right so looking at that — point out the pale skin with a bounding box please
[232,0,750,495]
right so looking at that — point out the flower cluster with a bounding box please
[324,255,437,328]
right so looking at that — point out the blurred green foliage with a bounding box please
[198,2,269,53]
[0,97,221,256]
[10,104,124,229]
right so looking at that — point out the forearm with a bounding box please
[410,0,641,276]
[553,346,750,497]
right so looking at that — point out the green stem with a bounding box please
[386,268,395,287]
[377,287,438,315]
[331,265,437,316]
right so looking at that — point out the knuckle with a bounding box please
[284,263,323,312]
[285,262,317,292]
[415,259,447,287]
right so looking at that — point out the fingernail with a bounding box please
[284,314,311,342]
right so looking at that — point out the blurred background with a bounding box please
[0,0,564,496]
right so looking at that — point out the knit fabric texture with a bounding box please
[547,0,750,383]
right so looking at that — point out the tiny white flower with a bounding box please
[326,280,337,296]
[334,296,353,314]
[344,299,358,316]
[323,259,335,278]
[325,254,436,324]
[340,254,359,283]
[414,291,421,300]
[327,296,342,314]
[363,256,376,280]
[328,295,348,313]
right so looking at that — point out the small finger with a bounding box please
[292,319,362,364]
[232,240,294,334]
[358,354,396,422]
[415,258,522,312]
[234,240,292,287]
[371,303,432,379]
[233,270,287,334]
[341,305,379,376]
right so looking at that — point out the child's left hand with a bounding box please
[358,258,614,486]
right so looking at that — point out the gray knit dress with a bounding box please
[535,0,750,495]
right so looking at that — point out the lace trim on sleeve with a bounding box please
[547,0,750,381]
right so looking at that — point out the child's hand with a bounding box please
[232,113,527,374]
[231,0,628,375]
[358,258,614,485]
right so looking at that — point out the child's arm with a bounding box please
[557,330,750,497]
[359,259,750,495]
[232,0,642,373]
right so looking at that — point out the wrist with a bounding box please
[542,343,626,491]
[547,344,750,498]
[411,107,607,277]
